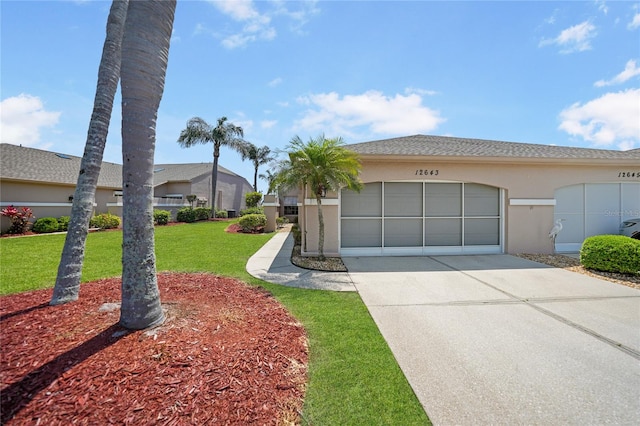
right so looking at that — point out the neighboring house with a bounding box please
[293,135,640,257]
[0,143,253,232]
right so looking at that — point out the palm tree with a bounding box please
[51,0,128,306]
[119,0,176,330]
[177,117,244,216]
[259,167,279,194]
[240,143,275,191]
[275,135,362,260]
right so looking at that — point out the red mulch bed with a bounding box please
[0,273,308,425]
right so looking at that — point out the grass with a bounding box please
[0,221,430,425]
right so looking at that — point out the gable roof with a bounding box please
[152,163,240,186]
[0,143,122,188]
[0,144,246,188]
[347,135,640,163]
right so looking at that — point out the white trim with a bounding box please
[0,202,93,207]
[262,202,280,207]
[304,198,339,206]
[509,198,556,206]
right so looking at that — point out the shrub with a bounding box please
[194,207,211,221]
[580,235,640,275]
[32,217,60,233]
[245,191,263,209]
[215,209,228,219]
[238,213,267,233]
[57,216,70,231]
[90,213,121,230]
[276,216,289,228]
[154,209,171,225]
[186,194,197,207]
[176,207,197,223]
[1,205,34,234]
[291,224,302,246]
[240,206,264,216]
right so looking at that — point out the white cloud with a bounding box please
[628,13,640,30]
[268,77,283,87]
[207,0,318,49]
[558,88,640,149]
[539,21,597,53]
[595,59,640,87]
[0,94,61,146]
[261,120,277,129]
[404,87,438,96]
[293,90,445,138]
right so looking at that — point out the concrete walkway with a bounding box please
[247,230,640,425]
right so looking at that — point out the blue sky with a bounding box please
[2,0,639,192]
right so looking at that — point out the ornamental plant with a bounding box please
[32,217,60,233]
[580,235,640,275]
[89,213,121,230]
[1,205,34,234]
[238,213,266,233]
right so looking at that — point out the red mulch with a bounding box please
[0,273,308,425]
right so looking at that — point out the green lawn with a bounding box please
[0,221,430,425]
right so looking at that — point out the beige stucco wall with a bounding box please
[1,180,118,232]
[299,158,638,256]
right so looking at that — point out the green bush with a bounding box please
[153,209,171,225]
[90,213,121,230]
[580,235,640,275]
[291,224,302,246]
[238,213,267,233]
[194,207,211,221]
[215,209,228,219]
[240,206,264,216]
[245,191,263,208]
[176,207,197,223]
[57,216,70,231]
[276,216,289,228]
[32,217,60,233]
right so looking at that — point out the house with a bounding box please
[0,143,253,232]
[289,135,640,256]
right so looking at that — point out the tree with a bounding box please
[51,0,128,306]
[239,143,274,192]
[259,167,279,194]
[275,135,362,260]
[177,117,244,217]
[119,0,176,330]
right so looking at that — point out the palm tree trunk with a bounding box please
[119,0,175,330]
[211,144,220,218]
[51,0,128,306]
[316,195,325,261]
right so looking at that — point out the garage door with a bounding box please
[554,183,640,252]
[340,182,503,256]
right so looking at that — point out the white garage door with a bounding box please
[340,182,503,256]
[554,183,640,252]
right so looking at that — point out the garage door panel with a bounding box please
[342,218,382,247]
[425,183,462,217]
[385,219,422,247]
[425,218,462,246]
[385,182,422,217]
[465,218,500,245]
[586,184,620,214]
[342,182,381,217]
[465,184,500,216]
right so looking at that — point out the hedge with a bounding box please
[580,235,640,275]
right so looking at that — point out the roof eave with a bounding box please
[357,154,639,166]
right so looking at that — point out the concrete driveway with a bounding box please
[342,255,640,425]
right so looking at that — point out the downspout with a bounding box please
[302,183,307,254]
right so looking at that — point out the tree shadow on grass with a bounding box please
[0,323,127,423]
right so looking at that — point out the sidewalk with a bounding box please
[245,228,356,292]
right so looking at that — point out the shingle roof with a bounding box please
[347,135,640,161]
[152,163,239,185]
[0,143,244,188]
[0,143,122,187]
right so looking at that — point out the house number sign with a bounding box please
[618,171,639,178]
[415,169,440,176]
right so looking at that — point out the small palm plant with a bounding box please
[275,135,362,260]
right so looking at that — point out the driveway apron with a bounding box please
[343,255,640,425]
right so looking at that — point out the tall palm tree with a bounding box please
[51,0,128,306]
[275,135,362,260]
[259,167,279,194]
[119,0,176,330]
[240,143,275,191]
[177,117,244,216]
